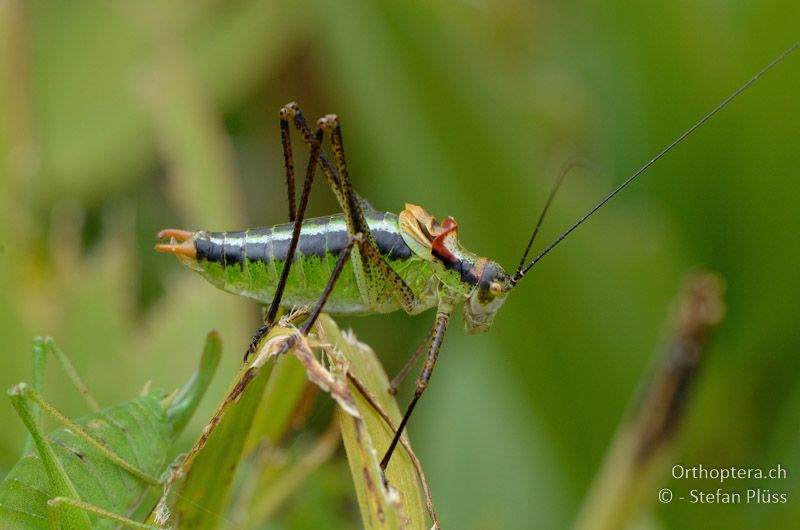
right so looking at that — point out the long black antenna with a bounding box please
[514,39,800,281]
[511,158,596,284]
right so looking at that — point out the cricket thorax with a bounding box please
[398,204,511,332]
[399,204,484,292]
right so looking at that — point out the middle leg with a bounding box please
[389,320,436,395]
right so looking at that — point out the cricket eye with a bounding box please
[489,281,503,295]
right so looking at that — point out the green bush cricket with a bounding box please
[156,41,799,472]
[0,334,220,529]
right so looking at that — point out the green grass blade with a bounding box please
[318,315,427,530]
[152,349,277,529]
[573,274,726,530]
[244,351,310,451]
[240,419,342,529]
[152,317,429,528]
[165,331,223,436]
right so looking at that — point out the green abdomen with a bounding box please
[191,213,437,315]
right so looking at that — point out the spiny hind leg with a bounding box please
[285,110,436,418]
[314,111,419,313]
[285,105,419,312]
[277,239,451,475]
[245,106,326,358]
[276,107,441,471]
[283,102,375,212]
[247,103,379,356]
[248,106,419,358]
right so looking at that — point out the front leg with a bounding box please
[381,298,454,470]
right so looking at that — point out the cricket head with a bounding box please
[399,203,512,334]
[462,259,512,334]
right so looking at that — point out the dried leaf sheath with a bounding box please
[155,316,428,529]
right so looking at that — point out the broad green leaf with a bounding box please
[0,335,219,529]
[151,337,277,529]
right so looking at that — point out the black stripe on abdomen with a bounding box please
[196,231,248,267]
[431,247,481,286]
[244,230,271,265]
[196,213,413,265]
[373,228,411,261]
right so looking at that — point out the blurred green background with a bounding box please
[1,1,798,528]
